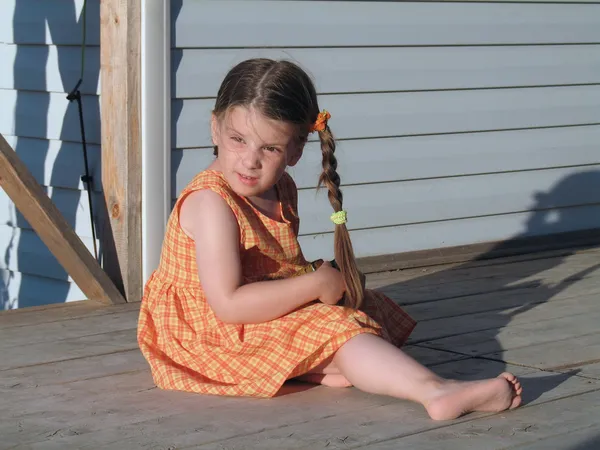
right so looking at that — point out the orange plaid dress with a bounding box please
[137,169,416,398]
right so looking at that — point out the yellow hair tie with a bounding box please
[330,210,347,225]
[310,110,331,133]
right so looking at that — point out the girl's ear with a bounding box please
[210,113,220,146]
[287,140,305,167]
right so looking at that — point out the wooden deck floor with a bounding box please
[2,245,600,449]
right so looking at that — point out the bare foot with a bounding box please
[296,373,353,388]
[425,372,523,421]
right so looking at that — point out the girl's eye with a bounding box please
[231,136,244,143]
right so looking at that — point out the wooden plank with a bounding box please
[0,90,101,144]
[0,310,138,350]
[173,85,600,148]
[569,362,600,381]
[0,349,146,390]
[3,135,101,192]
[0,328,137,371]
[0,370,397,446]
[359,388,600,450]
[294,166,600,236]
[420,308,600,358]
[55,360,592,450]
[0,0,100,46]
[487,332,600,372]
[366,246,600,288]
[0,134,125,305]
[100,0,142,302]
[402,274,600,324]
[173,45,600,98]
[298,205,600,262]
[173,2,600,47]
[361,246,600,296]
[174,125,600,193]
[382,255,600,308]
[361,233,600,276]
[0,301,137,328]
[0,44,100,95]
[408,289,600,344]
[503,425,600,450]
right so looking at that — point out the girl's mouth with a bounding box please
[237,173,259,186]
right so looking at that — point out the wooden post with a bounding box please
[0,134,126,305]
[100,0,143,302]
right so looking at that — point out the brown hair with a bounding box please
[213,58,364,309]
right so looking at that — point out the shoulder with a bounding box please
[177,170,245,240]
[180,189,240,240]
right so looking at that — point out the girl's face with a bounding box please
[211,106,305,198]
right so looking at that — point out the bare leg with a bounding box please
[333,333,522,420]
[295,355,353,388]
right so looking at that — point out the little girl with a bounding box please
[138,58,522,421]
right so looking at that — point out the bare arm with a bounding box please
[180,189,342,324]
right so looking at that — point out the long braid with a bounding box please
[317,126,364,310]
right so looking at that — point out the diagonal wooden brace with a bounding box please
[0,133,126,305]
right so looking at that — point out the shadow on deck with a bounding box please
[1,238,600,448]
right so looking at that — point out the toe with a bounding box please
[510,395,522,409]
[501,372,516,382]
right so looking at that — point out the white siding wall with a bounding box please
[171,0,600,262]
[0,0,100,309]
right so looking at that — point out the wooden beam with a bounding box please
[0,133,125,305]
[100,0,143,302]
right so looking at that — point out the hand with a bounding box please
[315,261,346,305]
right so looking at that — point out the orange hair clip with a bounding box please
[310,110,331,133]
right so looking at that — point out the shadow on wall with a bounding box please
[376,169,600,402]
[2,1,101,309]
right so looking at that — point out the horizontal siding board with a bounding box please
[4,136,101,192]
[0,187,99,239]
[0,43,100,95]
[0,225,96,282]
[298,204,600,261]
[173,45,600,98]
[0,90,100,144]
[173,126,600,195]
[0,0,100,46]
[296,167,600,235]
[1,269,86,310]
[173,85,600,148]
[173,1,600,47]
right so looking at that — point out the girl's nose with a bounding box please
[241,147,261,169]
